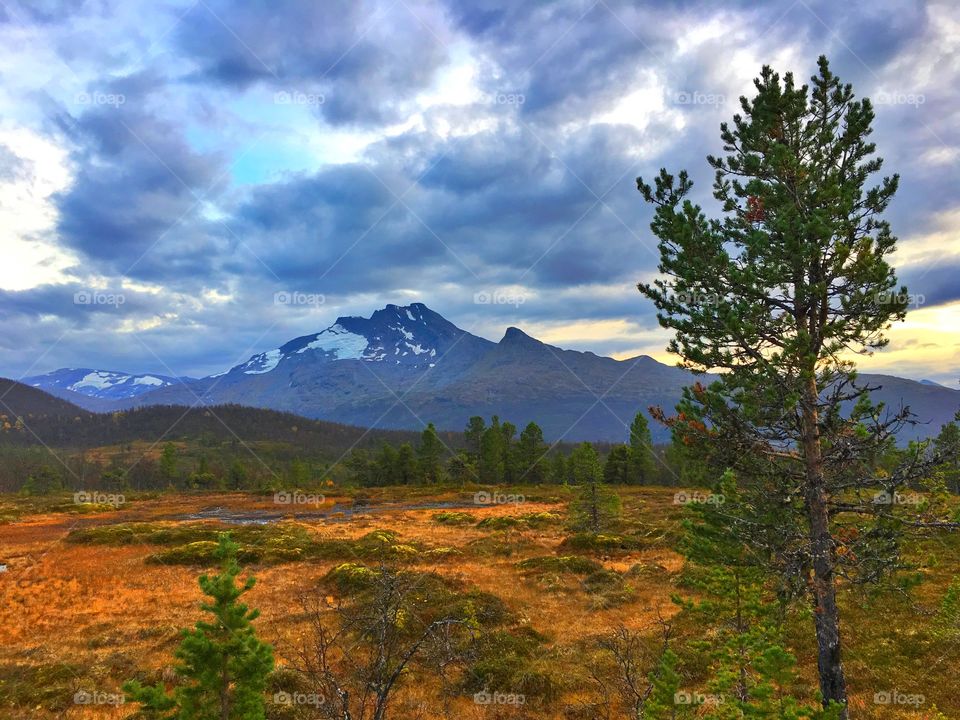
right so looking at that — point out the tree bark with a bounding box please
[801,377,848,718]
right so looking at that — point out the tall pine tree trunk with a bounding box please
[801,377,848,717]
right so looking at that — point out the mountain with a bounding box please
[0,379,434,453]
[21,303,960,443]
[0,378,93,419]
[22,368,185,402]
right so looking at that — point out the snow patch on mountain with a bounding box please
[236,323,370,375]
[74,371,129,390]
[134,375,165,386]
[24,368,182,399]
[242,349,283,375]
[297,324,368,359]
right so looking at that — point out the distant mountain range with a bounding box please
[20,303,960,443]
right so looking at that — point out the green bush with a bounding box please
[517,555,602,576]
[558,532,645,554]
[465,629,564,702]
[432,511,475,526]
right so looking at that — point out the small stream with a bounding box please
[168,500,472,525]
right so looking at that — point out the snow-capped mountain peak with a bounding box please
[235,323,369,375]
[225,303,457,377]
[22,368,182,400]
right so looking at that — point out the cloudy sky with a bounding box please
[1,0,958,385]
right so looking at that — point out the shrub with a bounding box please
[558,533,645,554]
[465,629,564,702]
[517,555,602,576]
[432,511,474,526]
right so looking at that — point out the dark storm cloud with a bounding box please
[900,261,960,308]
[173,0,449,126]
[0,283,164,326]
[3,0,955,379]
[53,74,229,282]
[225,120,659,296]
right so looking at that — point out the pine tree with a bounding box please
[516,421,547,483]
[376,443,400,486]
[417,422,444,484]
[395,443,418,485]
[645,648,683,720]
[549,452,568,485]
[125,534,274,719]
[603,445,632,485]
[499,420,518,483]
[160,442,178,481]
[664,432,708,487]
[464,416,486,460]
[678,472,842,720]
[636,56,957,716]
[628,411,656,484]
[568,442,621,532]
[227,461,248,491]
[934,415,960,493]
[479,417,505,484]
[20,466,62,495]
[288,458,310,487]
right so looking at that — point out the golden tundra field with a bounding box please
[1,487,957,719]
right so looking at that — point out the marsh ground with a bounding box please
[0,487,956,719]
